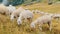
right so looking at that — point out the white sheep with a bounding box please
[33,10,53,15]
[53,14,60,19]
[7,5,16,15]
[30,15,53,31]
[53,13,60,23]
[33,10,43,14]
[0,4,9,15]
[10,7,25,21]
[32,9,40,14]
[17,10,34,25]
[32,10,35,13]
[33,10,47,15]
[32,9,60,26]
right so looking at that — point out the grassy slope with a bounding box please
[0,3,60,34]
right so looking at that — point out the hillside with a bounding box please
[0,3,60,34]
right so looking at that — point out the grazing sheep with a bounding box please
[0,4,9,15]
[33,10,47,15]
[32,9,40,14]
[30,15,53,31]
[53,13,60,23]
[17,10,34,25]
[32,10,35,13]
[33,10,53,15]
[53,14,60,19]
[34,10,43,14]
[34,10,57,19]
[10,7,25,21]
[7,5,16,15]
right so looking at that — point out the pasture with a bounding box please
[0,3,60,34]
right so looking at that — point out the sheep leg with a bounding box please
[39,24,42,31]
[56,17,60,23]
[48,21,52,31]
[22,18,25,23]
[24,18,27,23]
[9,12,11,16]
[27,18,32,23]
[27,18,30,22]
[55,17,60,23]
[30,19,32,23]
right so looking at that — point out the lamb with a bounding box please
[0,4,9,16]
[17,10,34,25]
[7,5,16,15]
[10,7,25,21]
[30,15,53,31]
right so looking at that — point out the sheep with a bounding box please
[0,4,9,16]
[30,15,53,31]
[10,7,25,21]
[34,10,56,19]
[32,10,35,13]
[17,10,34,25]
[35,11,50,15]
[52,13,60,23]
[32,9,53,15]
[33,10,48,15]
[7,5,16,15]
[53,14,60,19]
[31,9,60,23]
[32,9,44,14]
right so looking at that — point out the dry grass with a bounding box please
[0,3,60,34]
